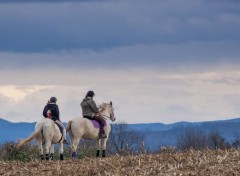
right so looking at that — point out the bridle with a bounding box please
[99,103,115,121]
[100,114,111,120]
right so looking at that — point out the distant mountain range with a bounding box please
[1,118,240,151]
[128,118,240,150]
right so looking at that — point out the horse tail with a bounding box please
[66,120,74,141]
[17,126,43,148]
[66,120,72,132]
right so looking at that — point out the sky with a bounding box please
[0,0,240,124]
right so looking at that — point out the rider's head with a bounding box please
[50,97,57,103]
[86,90,95,98]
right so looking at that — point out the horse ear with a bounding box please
[110,101,112,106]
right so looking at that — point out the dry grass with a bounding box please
[1,149,240,176]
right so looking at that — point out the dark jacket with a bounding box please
[43,103,60,121]
[81,96,99,118]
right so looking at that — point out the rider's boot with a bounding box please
[63,129,69,144]
[99,123,107,139]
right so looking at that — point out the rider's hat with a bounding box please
[50,97,57,103]
[86,90,95,97]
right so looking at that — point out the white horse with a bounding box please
[66,101,115,158]
[17,118,64,160]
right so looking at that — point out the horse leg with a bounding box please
[96,139,101,157]
[50,144,54,160]
[37,139,44,160]
[101,138,108,157]
[71,137,80,159]
[59,141,64,160]
[44,141,51,160]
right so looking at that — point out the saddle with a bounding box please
[46,111,63,135]
[83,116,106,128]
[91,120,106,128]
[55,122,64,134]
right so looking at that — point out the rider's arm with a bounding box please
[55,105,60,121]
[42,106,48,118]
[88,100,99,113]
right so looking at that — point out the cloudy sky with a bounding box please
[0,0,240,124]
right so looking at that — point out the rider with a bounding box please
[42,97,68,144]
[81,90,107,139]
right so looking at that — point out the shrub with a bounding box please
[63,141,97,159]
[0,141,98,161]
[0,142,38,162]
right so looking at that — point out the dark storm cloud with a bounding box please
[0,0,99,3]
[1,0,240,124]
[0,40,240,69]
[0,0,239,52]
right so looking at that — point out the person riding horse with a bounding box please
[43,97,68,144]
[81,91,107,139]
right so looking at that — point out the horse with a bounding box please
[66,101,116,158]
[17,118,65,160]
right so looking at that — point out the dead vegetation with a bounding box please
[1,149,240,176]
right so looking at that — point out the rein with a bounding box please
[100,114,111,120]
[99,103,114,121]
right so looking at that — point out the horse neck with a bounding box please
[100,108,111,121]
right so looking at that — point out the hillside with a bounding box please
[1,118,240,151]
[0,149,239,175]
[0,118,36,143]
[128,118,240,150]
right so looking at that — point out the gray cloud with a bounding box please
[0,0,99,3]
[1,67,240,123]
[0,40,240,70]
[0,0,240,124]
[0,0,239,52]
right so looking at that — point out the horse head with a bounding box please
[109,101,116,122]
[99,101,116,122]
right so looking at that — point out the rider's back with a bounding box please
[43,103,59,121]
[81,97,99,118]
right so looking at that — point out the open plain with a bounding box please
[0,149,240,176]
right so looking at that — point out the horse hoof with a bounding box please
[71,152,77,158]
[60,154,64,160]
[102,150,106,157]
[96,150,100,157]
[45,154,49,160]
[40,155,45,160]
[50,153,54,160]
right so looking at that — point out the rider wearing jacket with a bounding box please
[43,97,60,121]
[43,97,68,144]
[81,91,106,138]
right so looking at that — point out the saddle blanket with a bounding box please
[90,120,106,128]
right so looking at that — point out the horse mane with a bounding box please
[99,102,108,107]
[98,103,108,112]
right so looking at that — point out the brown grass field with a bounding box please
[0,149,240,176]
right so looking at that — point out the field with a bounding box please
[0,149,240,176]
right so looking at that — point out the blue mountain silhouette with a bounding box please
[1,118,240,151]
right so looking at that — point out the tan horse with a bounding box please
[17,118,64,160]
[66,101,115,158]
